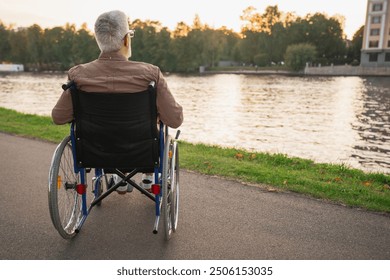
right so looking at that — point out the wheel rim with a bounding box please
[163,137,180,239]
[170,142,179,232]
[163,137,173,239]
[49,137,82,239]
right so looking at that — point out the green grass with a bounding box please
[180,142,390,213]
[1,106,390,213]
[0,107,69,142]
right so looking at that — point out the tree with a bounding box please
[202,28,226,67]
[173,15,228,70]
[154,27,174,71]
[309,14,346,64]
[218,27,241,61]
[262,5,282,34]
[0,6,353,73]
[286,13,346,65]
[239,5,286,65]
[284,43,317,71]
[72,27,99,65]
[42,26,66,68]
[173,21,191,38]
[266,21,288,63]
[171,35,192,72]
[240,6,263,32]
[0,21,11,62]
[239,30,260,64]
[7,28,28,64]
[348,25,364,65]
[25,24,44,69]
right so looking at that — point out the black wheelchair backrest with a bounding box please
[70,82,159,170]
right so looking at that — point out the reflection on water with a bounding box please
[0,72,64,116]
[1,72,389,173]
[352,77,390,172]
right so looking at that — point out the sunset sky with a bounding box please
[0,0,367,39]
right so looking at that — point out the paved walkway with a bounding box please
[0,132,389,259]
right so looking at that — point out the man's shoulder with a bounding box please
[67,59,161,82]
[68,60,97,78]
[128,60,160,72]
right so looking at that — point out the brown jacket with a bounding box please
[51,51,183,128]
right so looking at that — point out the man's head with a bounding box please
[94,10,132,57]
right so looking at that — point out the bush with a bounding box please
[351,59,360,66]
[284,43,317,71]
[254,53,270,67]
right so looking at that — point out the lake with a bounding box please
[1,72,389,174]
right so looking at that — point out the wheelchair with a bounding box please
[48,81,180,241]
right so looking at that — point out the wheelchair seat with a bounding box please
[70,83,159,171]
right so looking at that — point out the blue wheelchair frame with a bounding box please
[69,120,167,234]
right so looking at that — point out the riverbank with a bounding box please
[203,69,296,76]
[202,66,297,76]
[3,65,390,77]
[1,106,389,213]
[304,65,390,76]
[202,65,390,76]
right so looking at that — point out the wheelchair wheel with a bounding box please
[48,136,84,239]
[162,135,180,240]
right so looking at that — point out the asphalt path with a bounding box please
[0,132,389,260]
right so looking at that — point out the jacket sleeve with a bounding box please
[156,70,183,129]
[51,89,74,125]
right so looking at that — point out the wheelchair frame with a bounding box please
[48,83,180,241]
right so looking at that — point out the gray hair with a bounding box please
[94,10,129,52]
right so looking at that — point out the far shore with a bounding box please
[203,65,390,77]
[202,69,298,76]
[1,64,390,77]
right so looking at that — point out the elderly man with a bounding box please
[52,10,183,193]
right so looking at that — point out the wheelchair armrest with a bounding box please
[62,80,75,91]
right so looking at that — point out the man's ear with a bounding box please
[124,34,130,47]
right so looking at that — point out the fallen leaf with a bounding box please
[249,154,257,160]
[235,153,244,160]
[334,177,342,182]
[363,181,372,187]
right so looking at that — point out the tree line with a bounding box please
[0,5,364,72]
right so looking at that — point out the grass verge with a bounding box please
[1,106,390,213]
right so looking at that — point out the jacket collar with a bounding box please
[98,51,128,61]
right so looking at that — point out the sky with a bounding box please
[0,0,368,39]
